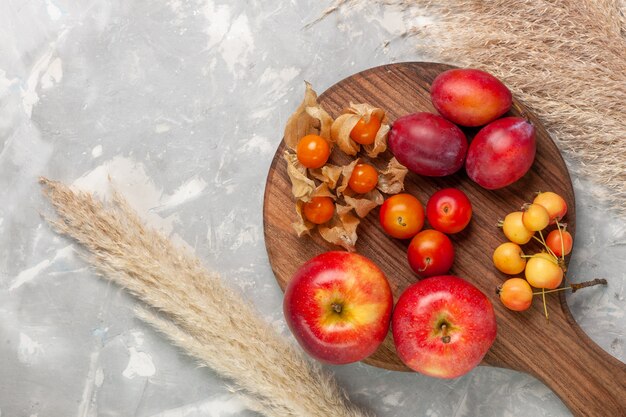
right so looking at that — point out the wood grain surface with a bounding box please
[262,62,626,417]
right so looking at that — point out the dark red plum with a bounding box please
[389,112,468,177]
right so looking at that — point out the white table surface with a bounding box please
[1,1,624,416]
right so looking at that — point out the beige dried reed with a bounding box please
[39,178,372,417]
[332,0,626,215]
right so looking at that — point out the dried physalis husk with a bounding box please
[377,157,409,195]
[284,151,315,201]
[293,200,313,237]
[309,164,342,190]
[330,114,360,156]
[343,189,384,218]
[283,81,333,150]
[330,102,389,157]
[365,122,390,159]
[336,159,359,195]
[292,183,335,236]
[318,204,360,252]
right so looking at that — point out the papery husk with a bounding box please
[306,106,334,145]
[284,82,333,150]
[343,189,384,218]
[284,151,315,201]
[377,157,409,195]
[292,184,336,236]
[330,102,389,157]
[331,114,361,156]
[318,204,360,252]
[364,123,390,158]
[293,200,315,237]
[310,164,343,190]
[336,159,360,195]
[311,182,335,199]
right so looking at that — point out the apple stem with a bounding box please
[331,303,342,314]
[440,323,451,344]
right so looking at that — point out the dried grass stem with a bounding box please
[333,0,626,214]
[40,177,372,417]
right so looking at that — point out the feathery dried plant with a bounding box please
[330,0,626,215]
[39,178,372,417]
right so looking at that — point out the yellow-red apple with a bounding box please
[283,251,393,364]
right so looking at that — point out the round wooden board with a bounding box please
[263,63,626,417]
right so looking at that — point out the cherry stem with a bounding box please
[531,235,558,259]
[542,288,549,321]
[520,253,558,264]
[440,323,451,344]
[554,220,570,285]
[397,216,407,227]
[555,220,566,262]
[532,279,607,295]
[539,230,548,255]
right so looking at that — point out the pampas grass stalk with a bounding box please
[332,0,626,214]
[39,177,372,417]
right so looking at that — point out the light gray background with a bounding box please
[1,1,624,416]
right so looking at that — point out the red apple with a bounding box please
[392,275,497,378]
[283,251,393,364]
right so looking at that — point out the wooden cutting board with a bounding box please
[262,62,626,417]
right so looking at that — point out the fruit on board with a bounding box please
[379,193,425,239]
[430,68,512,127]
[283,251,393,364]
[407,229,455,277]
[521,203,550,232]
[501,211,534,245]
[525,252,563,289]
[392,275,497,378]
[546,228,573,257]
[492,242,526,275]
[498,278,533,311]
[350,114,382,145]
[465,117,536,189]
[426,188,472,234]
[348,163,378,194]
[303,197,335,225]
[296,134,330,169]
[388,112,468,176]
[533,191,568,224]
